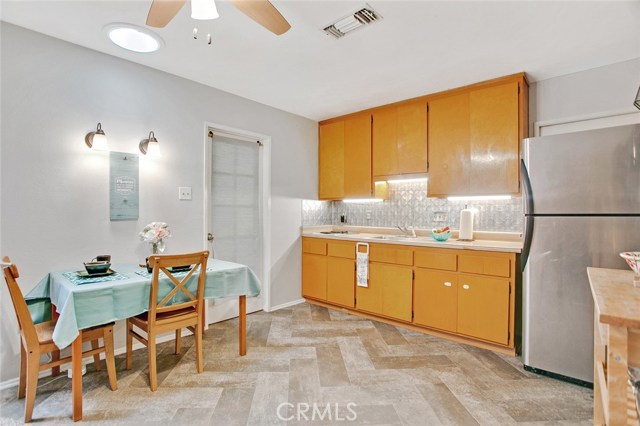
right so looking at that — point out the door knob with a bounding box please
[462,284,470,290]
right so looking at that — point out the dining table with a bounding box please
[25,259,261,421]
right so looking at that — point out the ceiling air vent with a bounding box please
[323,5,382,39]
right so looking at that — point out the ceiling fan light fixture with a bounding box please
[105,23,163,53]
[191,0,219,20]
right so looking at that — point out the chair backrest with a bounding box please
[147,251,209,324]
[2,257,39,347]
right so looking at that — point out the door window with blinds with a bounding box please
[210,134,262,282]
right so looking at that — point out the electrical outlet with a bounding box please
[366,211,372,220]
[179,186,192,200]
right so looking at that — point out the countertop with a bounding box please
[302,226,523,253]
[588,267,640,329]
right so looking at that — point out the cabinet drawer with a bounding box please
[303,238,327,255]
[414,250,457,271]
[459,253,510,278]
[370,244,413,266]
[327,241,356,259]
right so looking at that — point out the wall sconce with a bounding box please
[85,122,109,150]
[139,131,161,157]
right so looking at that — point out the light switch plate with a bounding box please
[178,186,192,200]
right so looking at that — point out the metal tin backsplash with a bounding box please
[302,181,523,232]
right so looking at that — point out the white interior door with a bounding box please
[206,130,265,323]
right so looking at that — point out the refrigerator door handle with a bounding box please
[521,159,535,271]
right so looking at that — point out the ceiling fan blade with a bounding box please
[146,0,187,28]
[230,0,291,35]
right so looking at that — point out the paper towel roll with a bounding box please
[459,208,474,241]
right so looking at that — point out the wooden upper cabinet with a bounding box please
[372,101,427,180]
[427,74,528,197]
[427,93,470,196]
[318,120,344,200]
[344,114,372,198]
[318,114,372,200]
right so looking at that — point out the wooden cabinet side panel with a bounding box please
[302,254,327,301]
[469,81,519,195]
[319,121,345,199]
[327,257,355,308]
[457,274,510,345]
[414,269,458,332]
[344,114,373,198]
[396,101,428,175]
[372,107,398,179]
[356,262,384,315]
[381,265,413,322]
[427,93,470,196]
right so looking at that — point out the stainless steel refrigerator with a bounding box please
[521,123,640,385]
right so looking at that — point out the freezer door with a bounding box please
[523,216,640,383]
[522,124,640,214]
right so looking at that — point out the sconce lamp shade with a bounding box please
[191,0,219,20]
[635,85,640,110]
[85,123,109,150]
[139,131,161,157]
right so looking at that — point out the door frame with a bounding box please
[202,121,272,317]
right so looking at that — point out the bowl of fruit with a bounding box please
[431,226,452,242]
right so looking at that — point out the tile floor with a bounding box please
[0,303,593,425]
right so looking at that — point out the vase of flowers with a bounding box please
[139,222,171,254]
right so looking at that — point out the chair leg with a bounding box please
[175,329,181,354]
[91,340,102,370]
[18,344,26,399]
[24,350,40,423]
[126,320,133,370]
[196,317,203,374]
[51,348,61,377]
[103,327,118,391]
[148,332,158,392]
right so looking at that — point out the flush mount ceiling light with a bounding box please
[104,23,164,53]
[323,5,381,39]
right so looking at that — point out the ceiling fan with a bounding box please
[146,0,291,35]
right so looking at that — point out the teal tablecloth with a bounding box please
[25,260,261,349]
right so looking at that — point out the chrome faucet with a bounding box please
[396,225,417,238]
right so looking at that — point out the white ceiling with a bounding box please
[2,1,639,121]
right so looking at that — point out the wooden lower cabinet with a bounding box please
[414,269,458,333]
[327,257,355,308]
[302,237,517,353]
[357,263,413,322]
[457,274,510,345]
[302,253,327,300]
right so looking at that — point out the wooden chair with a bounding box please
[126,251,209,391]
[2,258,117,422]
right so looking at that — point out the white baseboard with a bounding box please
[266,298,305,312]
[0,331,191,391]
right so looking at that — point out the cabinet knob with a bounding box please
[462,284,470,290]
[444,282,452,287]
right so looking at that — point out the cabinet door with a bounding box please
[397,101,427,175]
[372,107,398,179]
[358,263,412,321]
[457,274,510,345]
[469,82,519,194]
[302,253,327,301]
[318,121,344,199]
[427,93,470,196]
[327,257,355,308]
[414,270,457,333]
[344,114,372,198]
